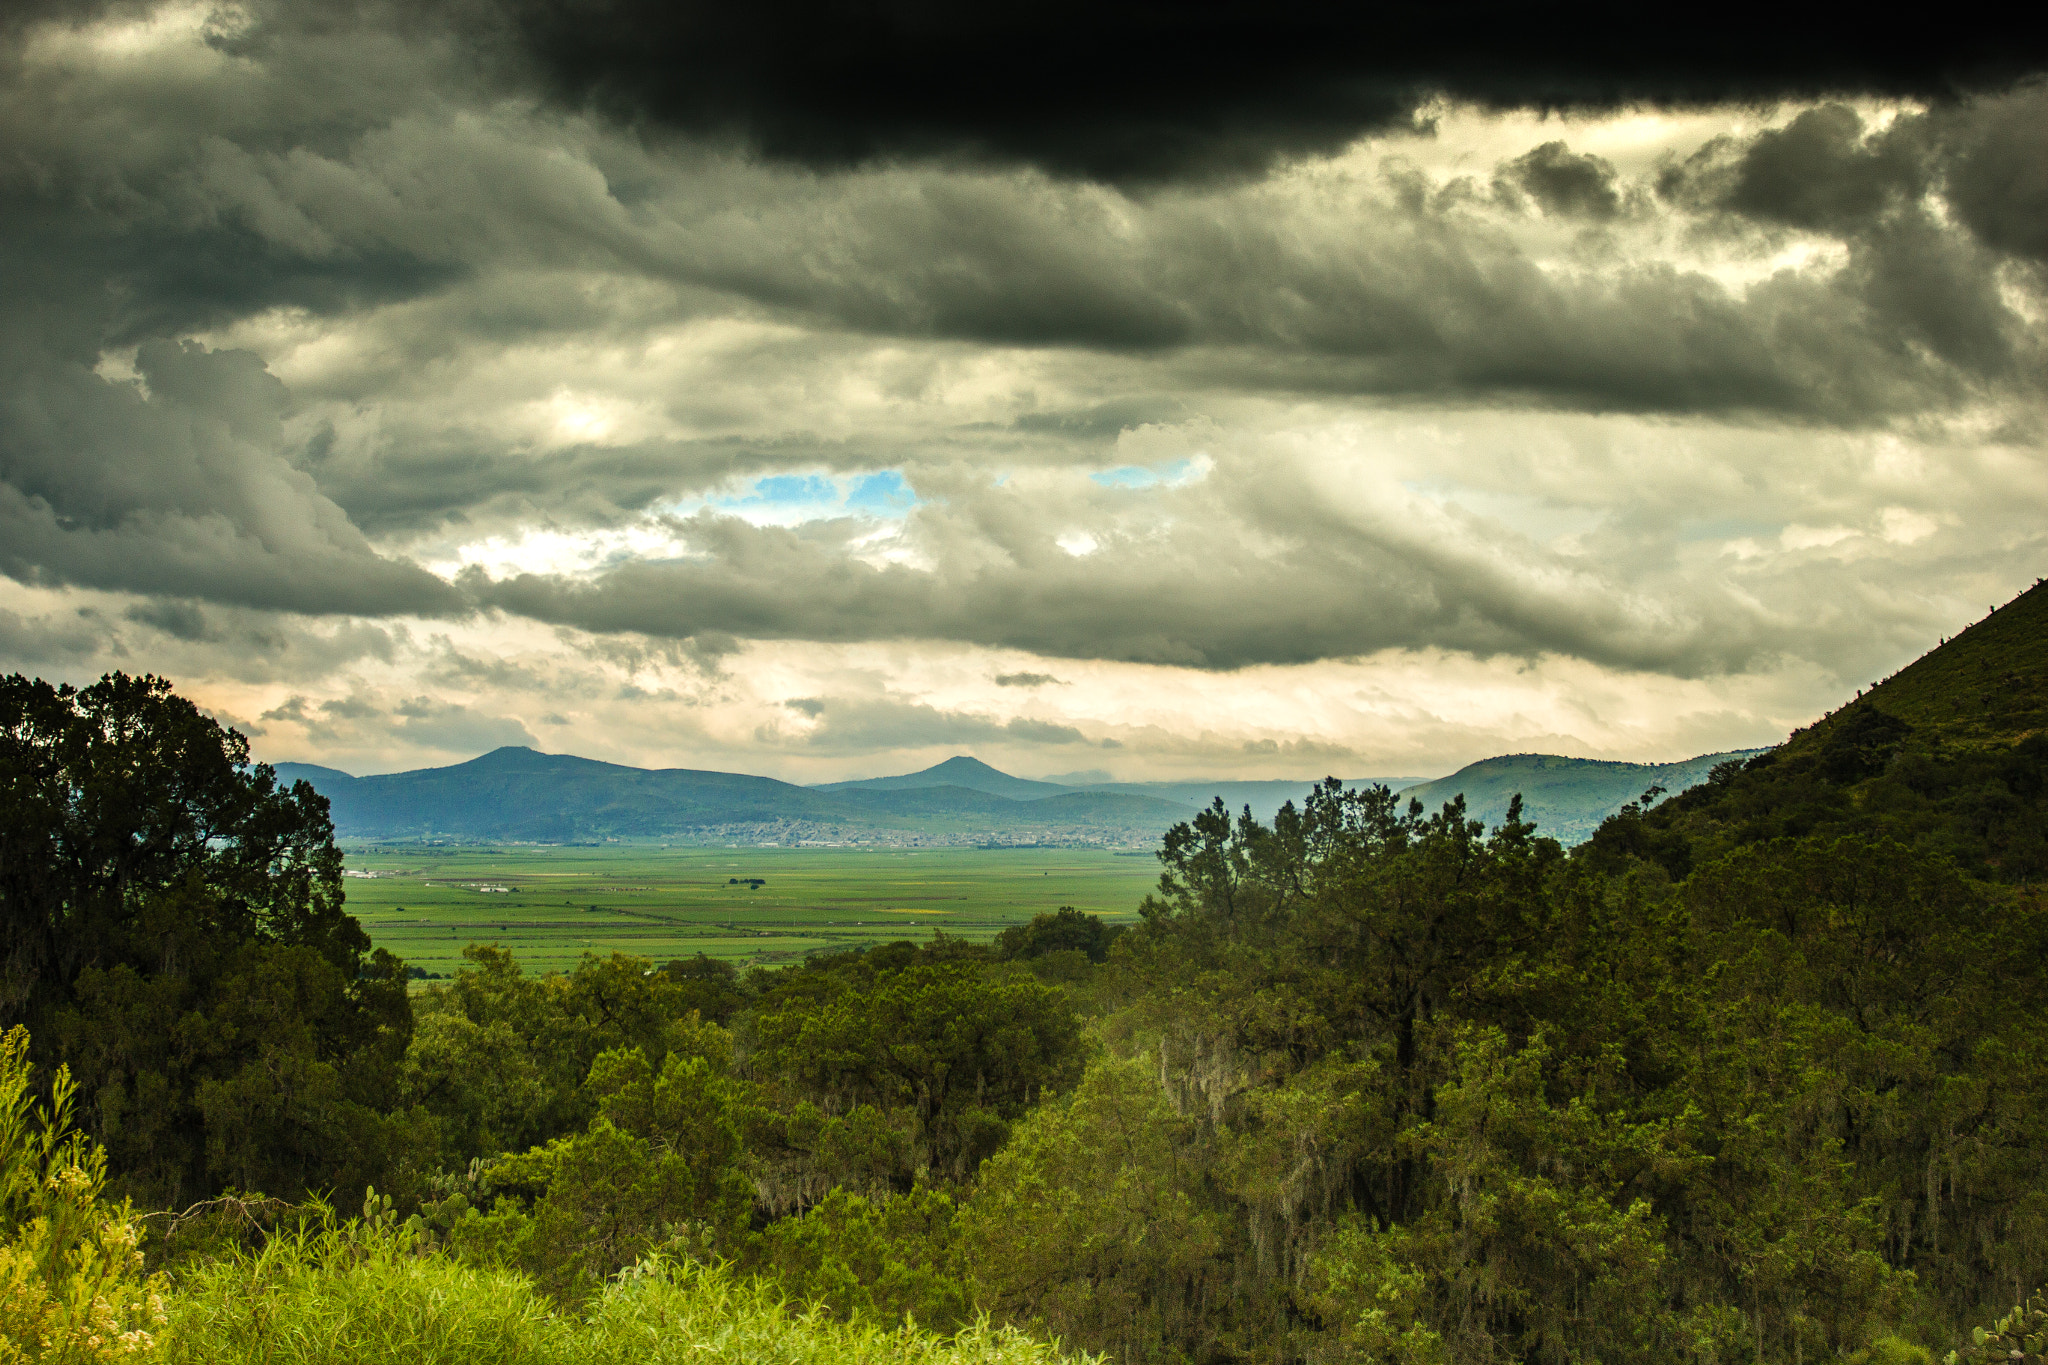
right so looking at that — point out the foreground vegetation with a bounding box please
[4,581,2046,1364]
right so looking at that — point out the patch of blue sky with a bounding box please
[1091,457,1202,490]
[682,469,922,526]
[844,470,918,515]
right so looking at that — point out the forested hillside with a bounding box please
[4,583,2046,1365]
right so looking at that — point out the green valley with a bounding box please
[338,843,1157,976]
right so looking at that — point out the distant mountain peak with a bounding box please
[920,755,1007,775]
[815,754,1069,801]
[457,745,551,770]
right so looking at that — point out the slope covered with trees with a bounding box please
[3,580,2046,1365]
[1583,577,2048,882]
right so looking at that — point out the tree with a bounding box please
[746,947,1084,1183]
[994,908,1122,964]
[0,673,413,1208]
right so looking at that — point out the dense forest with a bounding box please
[4,581,2046,1364]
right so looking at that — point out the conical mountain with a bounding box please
[813,755,1071,801]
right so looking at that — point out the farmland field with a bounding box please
[339,842,1165,977]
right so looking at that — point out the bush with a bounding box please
[164,1214,1090,1365]
[0,1026,166,1363]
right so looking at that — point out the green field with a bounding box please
[339,843,1165,976]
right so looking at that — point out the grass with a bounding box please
[340,845,1163,977]
[165,1233,1092,1365]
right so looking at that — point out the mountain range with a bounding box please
[272,746,1758,848]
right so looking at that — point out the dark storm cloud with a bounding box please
[1937,83,2048,262]
[477,0,2047,184]
[123,599,215,642]
[994,672,1065,687]
[549,162,2036,421]
[1501,142,1622,219]
[0,0,2041,687]
[1652,99,2039,391]
[0,38,482,615]
[0,329,466,615]
[1663,94,2047,261]
[1722,105,1926,230]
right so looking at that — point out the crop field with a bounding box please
[338,843,1165,977]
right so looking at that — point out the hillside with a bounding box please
[1581,578,2048,881]
[274,747,855,841]
[1396,749,1767,845]
[272,747,1187,844]
[1791,578,2048,755]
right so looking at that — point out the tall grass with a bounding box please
[165,1220,1091,1365]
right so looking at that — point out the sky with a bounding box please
[1,0,2044,782]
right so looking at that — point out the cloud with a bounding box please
[0,325,466,614]
[0,604,107,668]
[388,696,537,754]
[0,2,2042,786]
[123,599,214,642]
[1502,141,1622,219]
[1720,104,1925,230]
[1242,737,1357,760]
[469,0,2048,184]
[1937,83,2048,262]
[758,692,1106,754]
[460,454,1842,676]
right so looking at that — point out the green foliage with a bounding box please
[1,1027,167,1364]
[657,955,751,1025]
[747,945,1084,1183]
[14,600,2048,1365]
[1947,1289,2048,1365]
[437,1042,754,1301]
[0,673,415,1210]
[993,909,1121,964]
[0,674,366,1027]
[403,947,730,1169]
[164,1217,1090,1365]
[752,1186,973,1330]
[964,1052,1225,1365]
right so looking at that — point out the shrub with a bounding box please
[0,1026,166,1363]
[165,1214,1089,1365]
